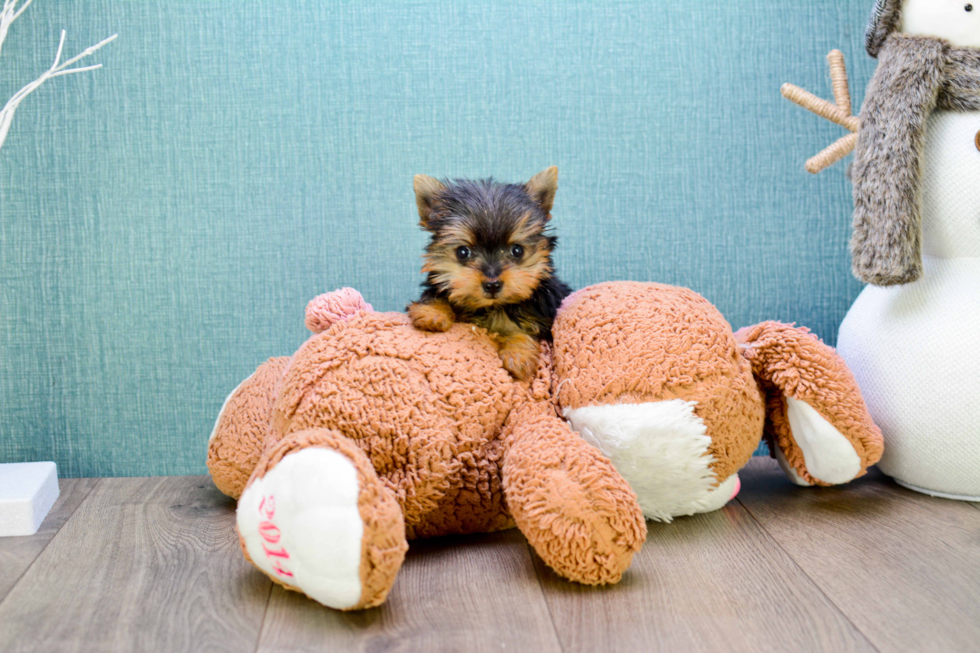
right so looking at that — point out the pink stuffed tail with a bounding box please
[305,288,373,333]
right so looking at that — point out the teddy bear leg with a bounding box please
[208,356,292,499]
[735,322,885,487]
[565,400,741,521]
[503,406,647,585]
[236,429,408,610]
[768,396,868,487]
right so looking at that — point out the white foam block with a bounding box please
[0,462,60,537]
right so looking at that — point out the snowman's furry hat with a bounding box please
[866,0,903,57]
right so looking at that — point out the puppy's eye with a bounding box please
[967,4,974,11]
[510,244,525,258]
[455,246,471,261]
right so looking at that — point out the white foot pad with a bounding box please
[237,448,364,609]
[565,400,725,522]
[0,462,60,537]
[774,443,813,486]
[784,397,861,485]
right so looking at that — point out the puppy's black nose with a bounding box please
[483,280,503,295]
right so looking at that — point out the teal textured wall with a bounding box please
[0,1,874,477]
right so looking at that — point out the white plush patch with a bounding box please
[209,372,253,444]
[785,397,861,485]
[565,400,731,522]
[237,448,364,609]
[901,0,980,48]
[773,441,813,487]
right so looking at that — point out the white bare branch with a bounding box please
[0,1,116,155]
[0,0,34,59]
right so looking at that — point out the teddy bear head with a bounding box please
[548,282,764,521]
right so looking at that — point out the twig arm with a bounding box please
[806,132,858,174]
[781,50,859,174]
[781,83,858,132]
[828,49,852,115]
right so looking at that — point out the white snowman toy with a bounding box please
[784,0,980,500]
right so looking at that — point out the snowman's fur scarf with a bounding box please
[851,34,980,287]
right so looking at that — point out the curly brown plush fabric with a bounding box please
[735,322,884,486]
[208,356,290,498]
[553,282,764,484]
[273,311,519,538]
[226,307,645,588]
[501,346,646,584]
[209,284,884,609]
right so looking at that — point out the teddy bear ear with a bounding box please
[305,288,374,333]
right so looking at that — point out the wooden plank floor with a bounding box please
[0,457,977,653]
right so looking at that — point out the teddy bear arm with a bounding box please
[736,322,884,487]
[502,404,647,585]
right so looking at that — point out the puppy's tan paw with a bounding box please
[499,334,539,381]
[408,300,454,332]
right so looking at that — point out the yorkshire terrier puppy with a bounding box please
[407,167,572,380]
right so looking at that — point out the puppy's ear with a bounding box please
[525,166,558,215]
[414,174,446,227]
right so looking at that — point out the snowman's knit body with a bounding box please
[838,109,980,500]
[832,0,980,500]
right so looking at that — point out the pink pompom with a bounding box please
[729,476,741,502]
[305,288,374,333]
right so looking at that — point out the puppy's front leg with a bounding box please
[408,298,455,332]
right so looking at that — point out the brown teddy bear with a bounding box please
[208,282,882,610]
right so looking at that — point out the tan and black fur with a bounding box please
[407,167,572,380]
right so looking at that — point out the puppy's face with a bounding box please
[414,168,559,310]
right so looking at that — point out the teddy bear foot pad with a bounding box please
[237,448,369,609]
